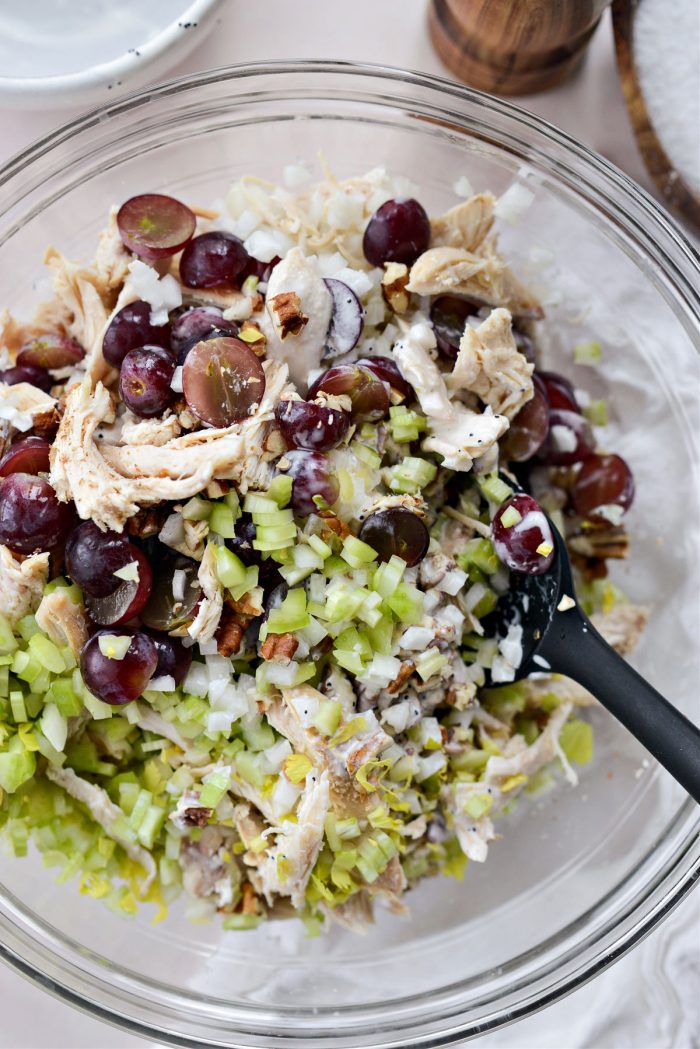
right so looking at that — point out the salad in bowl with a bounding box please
[0,165,644,932]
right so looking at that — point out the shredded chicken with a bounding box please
[35,589,89,654]
[254,770,330,908]
[188,542,224,643]
[325,891,375,932]
[447,307,534,419]
[94,207,131,295]
[50,362,291,530]
[45,765,156,892]
[43,247,111,376]
[261,249,332,389]
[0,546,50,623]
[180,824,239,908]
[423,405,508,472]
[430,193,496,252]
[133,701,209,765]
[407,241,542,317]
[393,320,453,419]
[0,308,37,359]
[591,603,649,657]
[119,412,182,446]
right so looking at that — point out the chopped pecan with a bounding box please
[182,806,213,828]
[569,526,629,560]
[241,881,259,915]
[260,632,299,665]
[126,505,168,538]
[381,262,410,314]
[263,427,286,457]
[239,320,267,356]
[318,511,351,540]
[386,660,416,695]
[31,405,62,440]
[215,605,251,657]
[269,291,308,339]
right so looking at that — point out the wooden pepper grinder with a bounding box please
[428,0,610,96]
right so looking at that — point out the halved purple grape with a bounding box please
[240,254,279,284]
[0,437,51,477]
[117,194,196,260]
[144,629,192,686]
[182,337,266,427]
[501,381,549,463]
[0,473,73,554]
[539,408,594,466]
[102,300,171,368]
[492,494,555,575]
[514,329,536,364]
[86,545,153,626]
[17,334,84,371]
[362,198,430,267]
[179,231,249,289]
[307,364,390,423]
[140,556,202,632]
[430,295,480,360]
[358,508,429,567]
[284,451,339,515]
[355,356,414,403]
[275,399,351,452]
[120,345,176,418]
[323,279,364,358]
[170,306,239,363]
[0,365,53,393]
[572,453,635,523]
[65,521,133,597]
[81,629,158,705]
[537,371,579,413]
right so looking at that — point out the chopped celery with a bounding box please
[0,736,36,793]
[463,792,493,819]
[222,914,262,931]
[415,649,449,682]
[472,587,498,618]
[40,704,68,753]
[266,587,310,634]
[352,442,382,469]
[457,537,500,576]
[235,750,266,789]
[0,614,18,655]
[559,719,593,765]
[388,457,437,494]
[243,493,279,514]
[372,555,406,598]
[307,533,332,560]
[312,700,342,737]
[478,473,513,504]
[387,405,427,443]
[242,719,276,753]
[340,535,378,569]
[181,496,213,521]
[284,753,313,783]
[215,546,248,589]
[584,398,608,426]
[267,474,293,508]
[17,615,40,643]
[573,340,602,366]
[385,582,424,624]
[9,690,27,723]
[329,716,367,747]
[208,503,237,539]
[199,766,232,808]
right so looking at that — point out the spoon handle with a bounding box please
[537,610,700,802]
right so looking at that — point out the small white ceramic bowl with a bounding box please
[0,0,224,110]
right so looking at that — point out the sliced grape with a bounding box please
[179,231,249,289]
[355,356,414,402]
[144,629,193,686]
[0,364,53,393]
[307,364,390,422]
[323,279,364,358]
[501,382,549,463]
[102,300,171,368]
[358,508,429,566]
[117,194,196,260]
[0,473,73,554]
[85,546,153,626]
[362,198,431,267]
[275,399,351,452]
[492,494,555,575]
[284,451,339,515]
[81,629,158,705]
[120,345,176,418]
[0,437,51,477]
[538,370,579,413]
[170,306,239,362]
[539,408,594,466]
[140,556,202,632]
[430,295,480,360]
[17,334,84,371]
[182,337,266,427]
[65,521,132,597]
[514,329,536,364]
[572,453,635,522]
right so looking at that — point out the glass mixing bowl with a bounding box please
[0,62,698,1049]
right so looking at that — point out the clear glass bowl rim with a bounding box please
[0,60,698,1049]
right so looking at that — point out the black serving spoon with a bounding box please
[487,523,700,802]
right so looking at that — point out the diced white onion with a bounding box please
[127,259,182,325]
[399,626,434,651]
[494,183,535,225]
[170,366,183,393]
[148,675,176,693]
[436,567,468,596]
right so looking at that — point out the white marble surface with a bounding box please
[0,2,698,1046]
